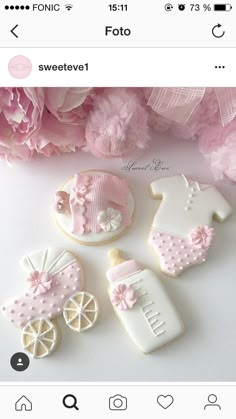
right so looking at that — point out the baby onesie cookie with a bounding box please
[106,249,184,354]
[1,248,99,359]
[53,171,134,245]
[148,174,233,277]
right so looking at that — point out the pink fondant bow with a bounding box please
[147,87,236,126]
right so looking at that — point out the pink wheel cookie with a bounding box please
[2,248,99,359]
[53,171,134,245]
[149,174,233,277]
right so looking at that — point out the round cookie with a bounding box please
[53,170,134,245]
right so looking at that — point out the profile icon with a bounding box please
[8,55,32,79]
[10,352,30,372]
[204,394,221,410]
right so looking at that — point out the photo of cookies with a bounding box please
[0,87,235,383]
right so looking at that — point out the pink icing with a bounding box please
[28,271,53,296]
[69,173,131,235]
[190,225,215,249]
[106,260,142,283]
[111,283,137,310]
[70,174,91,234]
[2,261,83,328]
[149,228,212,276]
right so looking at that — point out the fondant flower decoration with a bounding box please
[97,207,122,232]
[28,271,53,296]
[53,191,70,214]
[111,284,137,311]
[190,225,215,249]
[70,176,91,207]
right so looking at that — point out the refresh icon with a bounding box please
[212,23,225,38]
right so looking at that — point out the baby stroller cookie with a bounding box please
[2,248,99,359]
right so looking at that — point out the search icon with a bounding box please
[63,394,79,411]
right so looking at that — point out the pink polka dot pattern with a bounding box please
[2,261,83,328]
[149,228,210,277]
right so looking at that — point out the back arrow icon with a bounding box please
[212,24,225,38]
[11,24,19,38]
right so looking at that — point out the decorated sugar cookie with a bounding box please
[53,171,134,245]
[1,248,99,359]
[107,249,184,354]
[149,174,233,277]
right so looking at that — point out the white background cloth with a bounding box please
[0,133,235,382]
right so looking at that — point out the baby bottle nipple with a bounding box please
[108,249,126,267]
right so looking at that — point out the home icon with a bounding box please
[15,396,32,411]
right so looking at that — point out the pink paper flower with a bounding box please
[28,271,53,296]
[0,88,44,160]
[44,87,92,124]
[27,110,87,157]
[111,284,137,311]
[191,226,214,249]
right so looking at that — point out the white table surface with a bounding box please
[0,134,235,382]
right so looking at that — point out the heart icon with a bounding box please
[157,395,174,409]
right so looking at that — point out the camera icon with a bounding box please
[178,4,186,11]
[109,394,127,411]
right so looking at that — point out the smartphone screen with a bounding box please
[0,1,235,417]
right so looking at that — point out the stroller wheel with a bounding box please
[63,291,99,332]
[22,317,60,358]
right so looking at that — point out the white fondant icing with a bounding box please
[54,171,134,244]
[150,174,232,236]
[63,291,99,332]
[22,317,59,359]
[20,248,79,278]
[108,269,184,353]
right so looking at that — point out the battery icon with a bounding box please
[214,4,232,11]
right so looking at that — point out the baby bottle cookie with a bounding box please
[106,249,184,354]
[2,248,99,359]
[53,170,134,245]
[149,174,233,277]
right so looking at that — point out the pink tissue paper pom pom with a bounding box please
[0,87,44,161]
[199,120,236,182]
[85,88,150,158]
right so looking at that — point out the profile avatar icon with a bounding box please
[10,352,30,372]
[204,394,221,410]
[17,358,24,366]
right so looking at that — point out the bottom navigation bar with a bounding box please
[0,385,235,418]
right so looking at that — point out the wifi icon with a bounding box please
[65,4,73,10]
